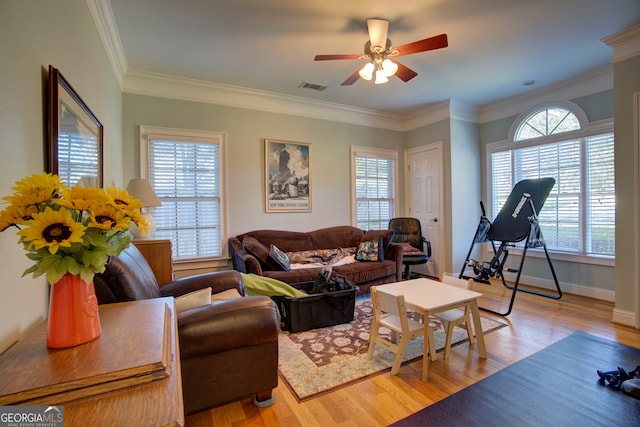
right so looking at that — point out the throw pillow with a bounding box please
[211,288,242,303]
[175,287,212,313]
[269,244,291,271]
[355,237,384,262]
[362,229,394,249]
[243,236,271,268]
[400,241,425,256]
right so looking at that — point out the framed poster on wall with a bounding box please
[264,139,311,212]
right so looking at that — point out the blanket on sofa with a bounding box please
[288,247,357,269]
[241,273,307,297]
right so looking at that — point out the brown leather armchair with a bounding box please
[93,244,280,415]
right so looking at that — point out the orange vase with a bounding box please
[47,273,101,349]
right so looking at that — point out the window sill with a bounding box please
[173,257,230,272]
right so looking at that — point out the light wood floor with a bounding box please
[185,280,640,427]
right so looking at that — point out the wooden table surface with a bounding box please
[0,298,184,426]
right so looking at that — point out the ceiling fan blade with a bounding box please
[394,62,418,82]
[394,33,448,56]
[341,70,361,86]
[367,18,389,48]
[314,54,362,61]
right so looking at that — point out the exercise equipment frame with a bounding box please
[459,178,562,316]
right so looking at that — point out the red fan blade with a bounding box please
[395,62,418,82]
[394,33,448,56]
[314,54,362,61]
[341,70,361,86]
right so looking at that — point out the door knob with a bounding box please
[432,218,438,222]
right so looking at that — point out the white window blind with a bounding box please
[489,106,614,258]
[143,128,225,261]
[351,147,397,230]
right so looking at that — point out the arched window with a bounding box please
[488,103,614,261]
[514,107,581,141]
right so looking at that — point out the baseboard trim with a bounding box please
[499,272,615,302]
[612,308,636,326]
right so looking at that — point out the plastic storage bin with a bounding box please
[272,282,358,332]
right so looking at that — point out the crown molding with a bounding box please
[602,22,640,63]
[402,101,452,130]
[85,0,127,88]
[123,65,610,130]
[123,69,407,131]
[401,100,478,129]
[477,66,613,124]
[450,101,479,123]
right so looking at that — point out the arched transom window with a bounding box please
[515,107,581,141]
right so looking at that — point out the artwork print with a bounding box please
[265,139,311,212]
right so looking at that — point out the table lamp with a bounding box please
[126,178,161,238]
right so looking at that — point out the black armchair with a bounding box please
[388,217,432,280]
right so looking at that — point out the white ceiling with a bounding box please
[106,0,640,116]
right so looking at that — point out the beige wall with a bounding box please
[0,0,123,352]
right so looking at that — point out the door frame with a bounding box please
[404,141,445,279]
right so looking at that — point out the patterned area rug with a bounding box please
[278,295,506,401]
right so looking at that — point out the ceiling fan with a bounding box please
[314,18,448,86]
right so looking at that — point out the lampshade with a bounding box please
[76,176,98,188]
[126,179,161,207]
[126,179,161,239]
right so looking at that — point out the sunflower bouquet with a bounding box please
[0,173,148,284]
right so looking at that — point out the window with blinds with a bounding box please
[141,127,225,261]
[489,106,614,258]
[351,146,398,230]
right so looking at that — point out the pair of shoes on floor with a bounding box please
[596,365,640,390]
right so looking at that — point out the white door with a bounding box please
[405,143,444,279]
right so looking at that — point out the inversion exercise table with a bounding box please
[459,177,562,316]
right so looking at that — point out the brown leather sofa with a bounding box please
[229,225,403,295]
[93,244,280,415]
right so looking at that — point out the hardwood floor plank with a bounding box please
[185,282,640,426]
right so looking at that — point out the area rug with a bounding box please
[278,295,506,401]
[391,331,640,426]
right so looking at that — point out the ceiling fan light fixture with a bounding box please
[374,69,389,84]
[359,62,375,80]
[381,59,398,77]
[314,18,449,86]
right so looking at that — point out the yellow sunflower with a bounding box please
[18,207,85,255]
[106,186,144,213]
[128,209,149,235]
[0,203,37,231]
[56,186,111,212]
[88,205,132,231]
[4,173,65,207]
